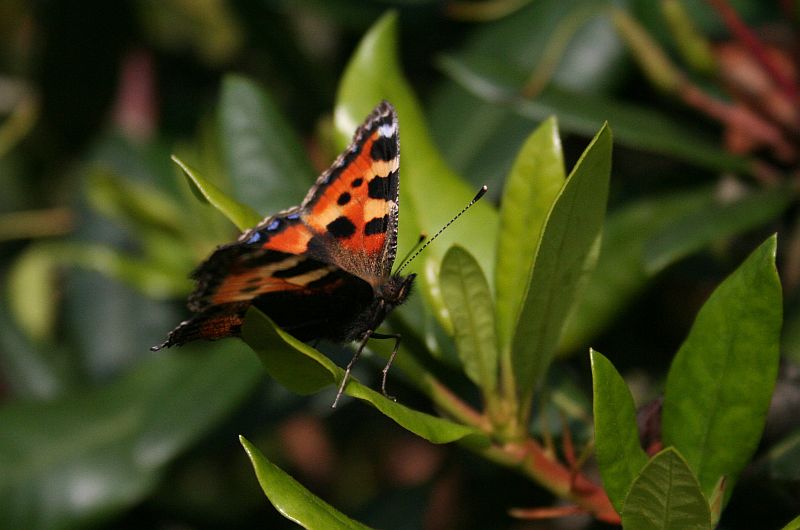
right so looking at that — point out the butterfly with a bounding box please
[153,101,416,407]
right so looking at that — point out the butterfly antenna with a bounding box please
[396,185,488,274]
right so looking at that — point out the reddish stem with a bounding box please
[707,0,798,100]
[492,439,620,523]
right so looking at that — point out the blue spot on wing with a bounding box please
[246,232,262,244]
[267,219,281,231]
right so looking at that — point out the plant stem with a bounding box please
[475,438,620,524]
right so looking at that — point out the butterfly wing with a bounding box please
[153,101,401,350]
[154,210,376,348]
[300,101,400,288]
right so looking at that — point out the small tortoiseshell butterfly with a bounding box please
[153,101,415,406]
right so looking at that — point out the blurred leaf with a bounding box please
[495,117,565,354]
[560,187,713,352]
[334,11,498,331]
[662,235,782,500]
[240,436,373,530]
[0,300,74,400]
[440,246,498,400]
[644,186,794,274]
[438,55,751,174]
[512,124,611,404]
[0,342,261,530]
[591,349,649,513]
[172,155,261,231]
[86,168,185,236]
[765,428,800,482]
[218,75,315,214]
[242,308,488,446]
[7,244,59,342]
[621,448,711,530]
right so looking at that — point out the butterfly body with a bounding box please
[154,102,415,402]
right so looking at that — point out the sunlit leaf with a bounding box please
[242,308,488,446]
[662,235,782,501]
[172,155,261,231]
[591,349,649,513]
[512,124,611,403]
[495,117,565,354]
[440,246,498,399]
[240,436,373,530]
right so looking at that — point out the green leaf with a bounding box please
[560,187,714,352]
[242,308,488,446]
[335,11,498,330]
[440,246,498,398]
[512,124,611,402]
[172,154,261,231]
[240,436,373,530]
[644,185,793,273]
[439,55,750,174]
[622,448,712,530]
[590,349,649,513]
[218,75,315,214]
[780,514,800,530]
[0,342,261,530]
[662,235,782,500]
[495,117,565,354]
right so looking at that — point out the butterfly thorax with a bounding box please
[345,273,415,342]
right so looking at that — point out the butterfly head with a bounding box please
[369,273,416,326]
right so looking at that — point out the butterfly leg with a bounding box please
[332,330,373,409]
[371,332,401,402]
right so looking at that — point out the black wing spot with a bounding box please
[364,215,389,235]
[370,134,398,162]
[351,178,363,188]
[239,285,259,293]
[367,170,397,200]
[337,192,351,206]
[327,216,356,239]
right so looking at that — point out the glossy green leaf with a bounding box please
[644,186,793,274]
[662,235,782,500]
[0,342,261,530]
[439,55,750,174]
[591,349,649,513]
[240,436,373,530]
[560,187,714,352]
[172,154,261,231]
[242,308,488,446]
[512,124,611,402]
[218,75,315,214]
[335,11,498,330]
[495,117,565,354]
[440,246,498,397]
[622,448,712,530]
